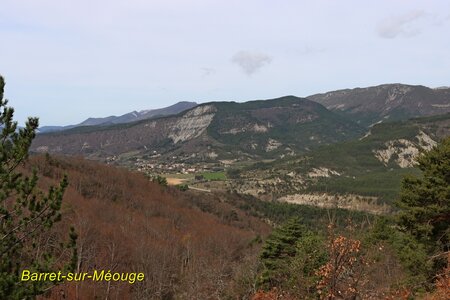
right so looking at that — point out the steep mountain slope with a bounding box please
[38,101,197,133]
[207,96,363,155]
[307,84,450,127]
[239,113,450,204]
[31,96,364,162]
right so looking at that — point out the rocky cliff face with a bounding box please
[167,105,216,143]
[32,104,216,158]
[373,131,437,168]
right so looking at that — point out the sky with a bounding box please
[1,0,449,126]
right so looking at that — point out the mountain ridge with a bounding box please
[31,96,364,162]
[31,83,450,168]
[38,101,198,133]
[307,83,450,127]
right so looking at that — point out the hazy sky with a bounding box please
[1,0,449,126]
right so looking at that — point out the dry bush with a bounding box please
[424,253,450,300]
[315,232,362,300]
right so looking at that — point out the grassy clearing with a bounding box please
[201,172,227,181]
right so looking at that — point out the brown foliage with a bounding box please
[24,155,270,299]
[425,253,450,300]
[316,223,363,300]
[251,288,296,300]
[384,288,412,300]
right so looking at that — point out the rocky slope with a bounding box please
[308,84,450,127]
[238,113,450,204]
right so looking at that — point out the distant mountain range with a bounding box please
[38,101,198,133]
[31,83,450,164]
[32,96,363,160]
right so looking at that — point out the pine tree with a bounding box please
[396,137,450,279]
[258,217,306,288]
[0,75,77,298]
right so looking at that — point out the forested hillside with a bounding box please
[24,155,270,299]
[235,114,449,207]
[25,147,449,299]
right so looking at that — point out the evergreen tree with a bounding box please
[0,76,76,298]
[369,218,431,286]
[396,137,450,253]
[258,217,306,288]
[152,175,168,186]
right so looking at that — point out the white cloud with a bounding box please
[377,10,425,39]
[231,51,272,75]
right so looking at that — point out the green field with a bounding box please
[201,172,227,181]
